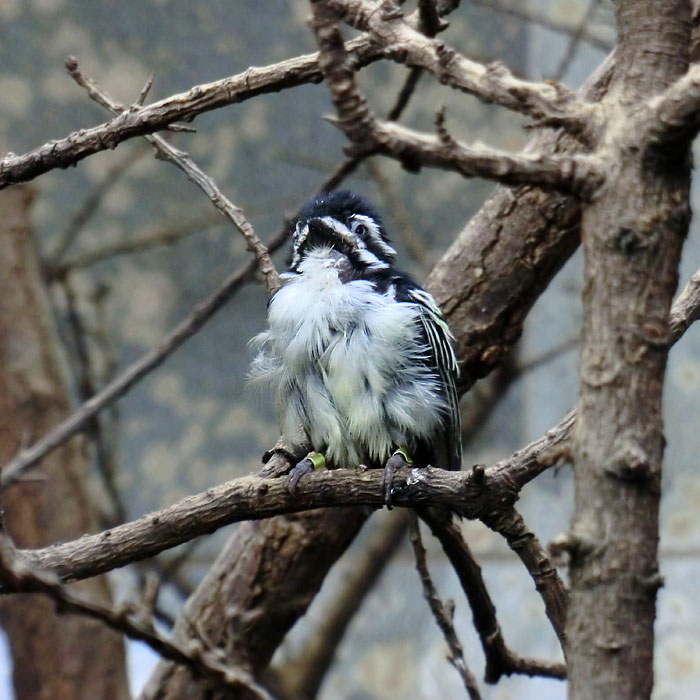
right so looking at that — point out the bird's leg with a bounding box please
[382,448,413,509]
[286,451,326,494]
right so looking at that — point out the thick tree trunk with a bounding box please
[567,2,692,698]
[0,187,130,700]
[141,508,369,699]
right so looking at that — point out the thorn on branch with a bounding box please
[548,530,596,566]
[417,0,447,37]
[435,105,456,147]
[604,441,653,483]
[137,73,156,106]
[470,463,486,486]
[380,0,404,22]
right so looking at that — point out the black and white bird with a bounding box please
[250,190,461,502]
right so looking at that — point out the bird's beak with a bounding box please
[306,218,356,254]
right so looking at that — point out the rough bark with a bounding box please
[140,508,369,699]
[567,2,692,699]
[426,54,613,391]
[0,187,129,700]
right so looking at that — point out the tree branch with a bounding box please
[0,536,271,700]
[638,63,700,145]
[65,58,281,296]
[669,267,700,342]
[17,409,573,585]
[329,0,597,132]
[409,515,482,699]
[0,3,458,189]
[1,227,286,488]
[310,0,604,196]
[417,508,566,682]
[478,506,568,650]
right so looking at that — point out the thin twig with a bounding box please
[553,0,604,81]
[66,58,281,296]
[470,0,613,52]
[0,535,271,700]
[47,215,220,278]
[49,146,145,262]
[59,274,127,527]
[417,508,567,682]
[365,160,430,267]
[1,228,287,488]
[409,515,482,699]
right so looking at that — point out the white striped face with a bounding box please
[291,214,397,273]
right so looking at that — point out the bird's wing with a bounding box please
[402,284,462,471]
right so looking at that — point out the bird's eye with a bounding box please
[353,221,367,236]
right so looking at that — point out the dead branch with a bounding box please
[66,58,281,296]
[310,0,604,196]
[0,535,271,700]
[409,515,482,699]
[330,0,597,131]
[0,2,459,189]
[1,226,287,488]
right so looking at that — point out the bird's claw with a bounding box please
[286,451,326,495]
[286,458,314,494]
[382,452,409,509]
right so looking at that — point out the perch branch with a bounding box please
[16,411,574,584]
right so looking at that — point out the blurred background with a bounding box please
[1,1,699,698]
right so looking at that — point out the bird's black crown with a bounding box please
[298,190,385,235]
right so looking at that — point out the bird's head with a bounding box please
[290,190,397,273]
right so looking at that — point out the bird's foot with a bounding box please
[382,449,413,509]
[286,451,326,494]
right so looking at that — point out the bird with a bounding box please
[250,190,461,504]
